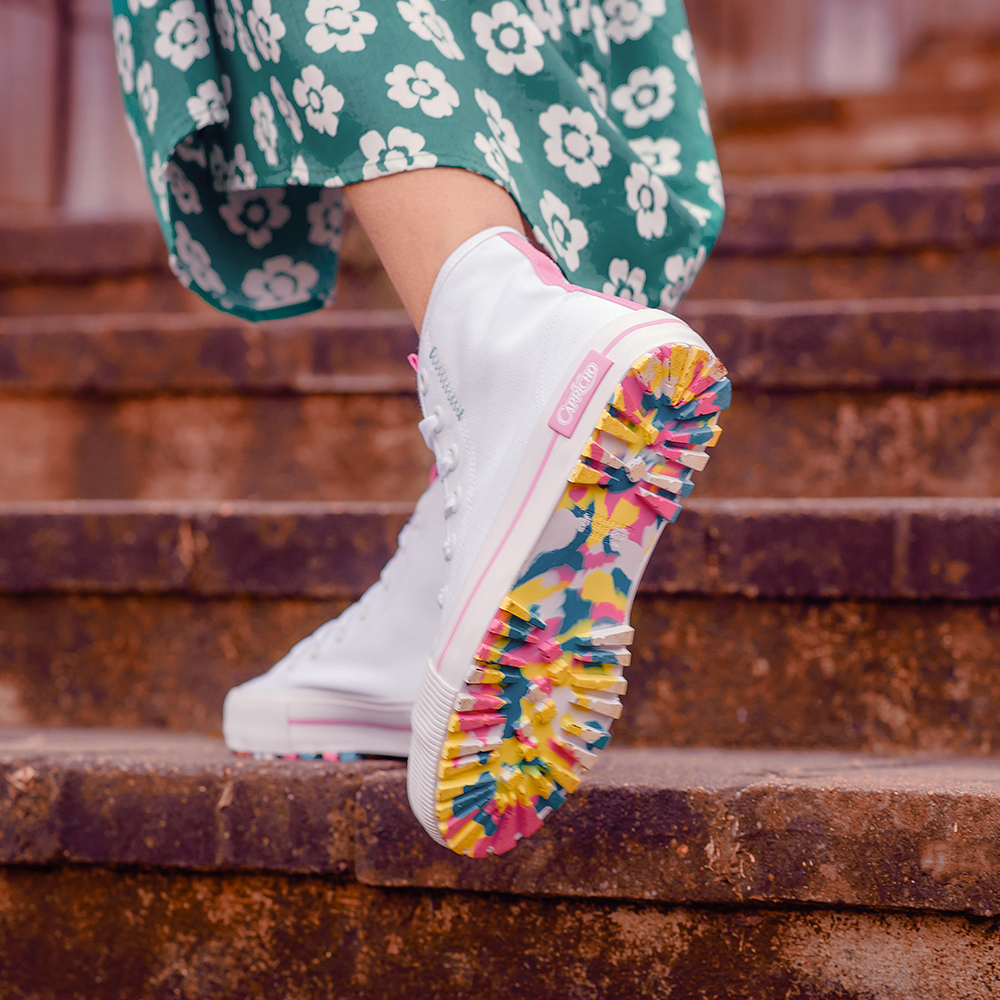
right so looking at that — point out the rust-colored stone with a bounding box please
[1,594,997,752]
[357,749,1000,917]
[625,596,1000,755]
[0,869,997,999]
[1,499,999,599]
[0,728,401,871]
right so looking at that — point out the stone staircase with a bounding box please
[1,168,999,998]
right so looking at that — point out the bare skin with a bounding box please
[345,167,525,331]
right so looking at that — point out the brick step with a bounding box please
[0,499,997,754]
[0,729,997,998]
[2,169,997,313]
[2,301,998,502]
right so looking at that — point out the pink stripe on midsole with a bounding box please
[436,315,690,672]
[289,719,411,731]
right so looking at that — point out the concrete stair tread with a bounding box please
[0,496,997,600]
[1,727,999,916]
[3,297,1000,392]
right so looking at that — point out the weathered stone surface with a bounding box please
[0,311,419,394]
[0,728,401,871]
[680,295,1000,388]
[1,595,998,753]
[5,733,1000,920]
[0,594,346,731]
[1,869,998,1000]
[2,499,999,599]
[713,168,1000,256]
[1,387,998,503]
[4,299,999,395]
[0,500,412,597]
[625,596,1000,756]
[357,748,1000,917]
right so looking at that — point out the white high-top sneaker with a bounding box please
[407,227,731,855]
[223,476,447,758]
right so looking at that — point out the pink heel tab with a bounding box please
[498,231,644,311]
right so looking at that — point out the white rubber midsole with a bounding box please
[223,686,412,756]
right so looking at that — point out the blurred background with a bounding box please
[3,0,1000,221]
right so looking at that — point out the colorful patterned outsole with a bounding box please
[435,342,731,856]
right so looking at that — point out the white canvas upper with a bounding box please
[222,474,448,756]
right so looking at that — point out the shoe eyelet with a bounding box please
[443,537,453,561]
[437,589,445,607]
[444,444,459,472]
[432,405,444,431]
[418,368,429,395]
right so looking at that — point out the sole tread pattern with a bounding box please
[435,343,732,856]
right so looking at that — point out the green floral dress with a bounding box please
[111,0,724,320]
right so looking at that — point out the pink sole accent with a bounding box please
[499,232,645,311]
[289,719,412,731]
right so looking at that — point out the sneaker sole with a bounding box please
[407,312,730,856]
[223,687,413,758]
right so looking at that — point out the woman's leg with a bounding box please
[346,168,525,331]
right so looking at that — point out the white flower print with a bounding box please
[397,0,464,61]
[250,92,279,166]
[678,197,712,228]
[526,0,562,40]
[359,126,438,179]
[305,0,377,54]
[154,0,211,71]
[172,222,227,296]
[186,77,231,128]
[149,151,169,221]
[660,245,706,311]
[539,105,610,188]
[213,0,236,49]
[209,143,258,191]
[136,61,159,134]
[386,62,460,118]
[602,0,665,44]
[671,29,701,85]
[175,135,208,167]
[324,176,344,187]
[565,0,609,53]
[128,0,158,14]
[289,154,309,185]
[696,159,725,208]
[475,89,521,162]
[698,104,711,136]
[112,16,135,95]
[247,0,285,62]
[230,0,262,71]
[625,161,667,239]
[242,255,320,310]
[270,77,303,142]
[306,188,344,249]
[292,65,345,137]
[611,65,676,129]
[538,189,588,272]
[603,258,648,305]
[577,62,609,122]
[629,136,681,176]
[472,2,545,77]
[164,161,202,214]
[473,133,521,202]
[219,189,291,249]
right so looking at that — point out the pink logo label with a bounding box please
[548,350,613,437]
